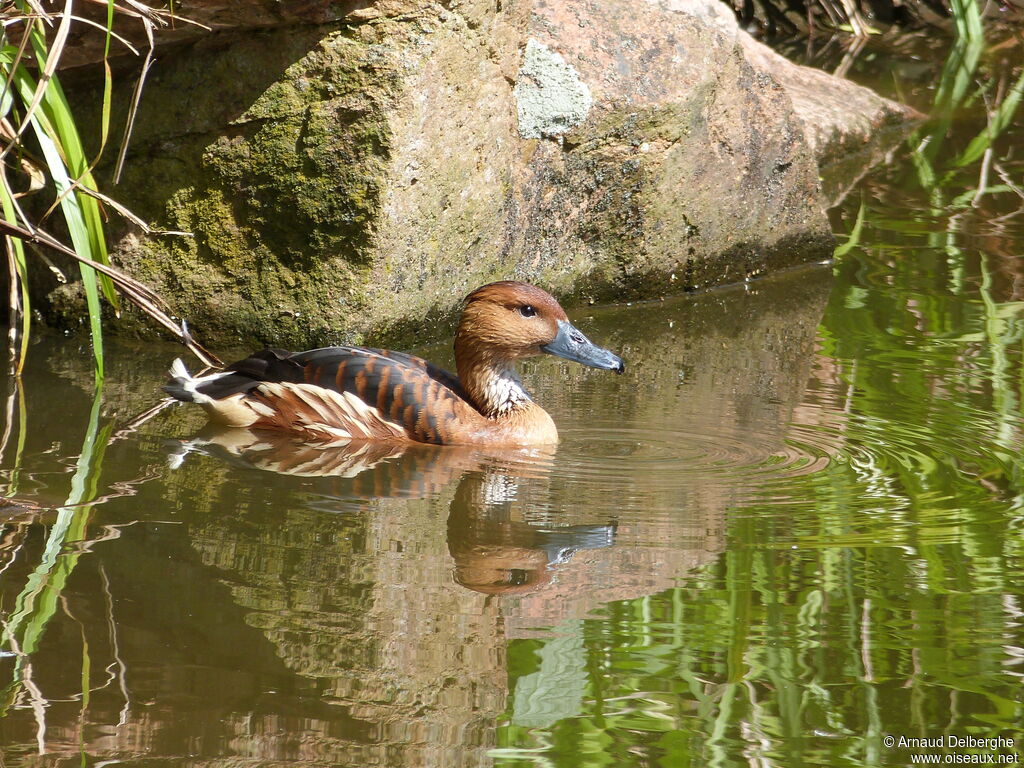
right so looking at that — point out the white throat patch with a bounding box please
[482,367,532,415]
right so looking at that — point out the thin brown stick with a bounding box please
[120,0,167,24]
[1,10,141,53]
[24,241,68,283]
[120,0,212,30]
[66,14,141,53]
[21,1,49,21]
[0,218,222,367]
[112,19,154,183]
[78,0,147,20]
[0,0,74,164]
[76,186,193,236]
[76,0,210,30]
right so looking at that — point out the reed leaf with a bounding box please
[22,20,119,310]
[0,1,217,378]
[954,68,1024,169]
[28,114,106,377]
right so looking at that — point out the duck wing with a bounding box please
[181,347,485,445]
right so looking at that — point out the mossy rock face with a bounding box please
[90,23,411,348]
[47,0,873,351]
[58,5,533,348]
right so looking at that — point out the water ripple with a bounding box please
[558,422,833,489]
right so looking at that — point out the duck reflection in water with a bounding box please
[168,426,615,595]
[447,469,616,596]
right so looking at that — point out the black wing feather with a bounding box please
[186,348,303,400]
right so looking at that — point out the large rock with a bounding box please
[673,0,922,204]
[503,0,828,300]
[50,0,910,348]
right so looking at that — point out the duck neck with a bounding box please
[455,348,533,419]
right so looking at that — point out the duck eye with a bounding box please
[518,305,537,318]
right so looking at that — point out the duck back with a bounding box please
[166,347,488,445]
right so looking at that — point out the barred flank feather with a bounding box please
[164,347,486,442]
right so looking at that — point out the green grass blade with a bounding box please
[28,118,105,379]
[104,0,115,59]
[5,50,109,378]
[100,62,113,156]
[954,69,1024,169]
[0,177,32,372]
[23,18,119,311]
[102,0,115,147]
[38,79,120,311]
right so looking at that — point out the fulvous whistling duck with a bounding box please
[164,281,624,446]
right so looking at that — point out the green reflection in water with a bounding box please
[498,446,1022,766]
[0,380,110,748]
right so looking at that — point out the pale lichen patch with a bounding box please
[514,39,593,139]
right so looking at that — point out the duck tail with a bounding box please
[163,358,219,404]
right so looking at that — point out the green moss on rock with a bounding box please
[65,23,412,347]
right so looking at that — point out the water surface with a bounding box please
[2,35,1024,768]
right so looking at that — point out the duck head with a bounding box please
[455,281,625,373]
[450,281,624,423]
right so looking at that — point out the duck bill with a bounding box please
[541,320,625,374]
